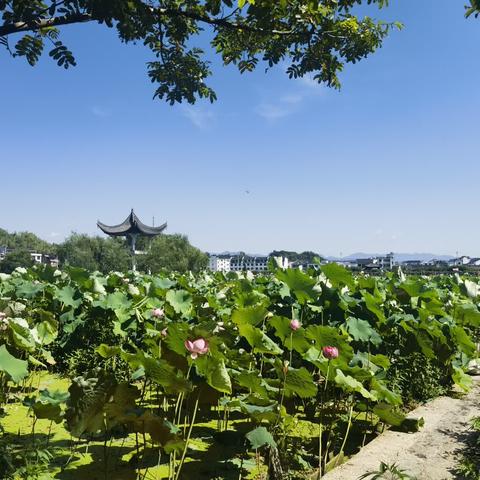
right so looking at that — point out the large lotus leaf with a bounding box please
[269,316,311,353]
[246,426,277,449]
[65,371,117,437]
[9,317,38,351]
[66,267,92,288]
[55,285,81,308]
[283,367,317,399]
[235,371,269,399]
[455,304,480,327]
[235,290,268,308]
[362,291,386,324]
[166,289,193,316]
[275,269,317,304]
[415,330,435,359]
[223,396,281,422]
[163,322,190,355]
[232,305,267,327]
[334,369,375,400]
[92,277,106,295]
[131,353,191,394]
[420,298,447,317]
[373,403,406,427]
[238,323,283,355]
[195,356,232,394]
[321,263,355,289]
[451,326,476,357]
[93,291,132,311]
[370,378,401,406]
[125,410,183,451]
[60,310,86,335]
[104,382,140,429]
[26,389,69,423]
[96,344,122,359]
[351,352,390,372]
[357,276,377,290]
[345,317,382,346]
[398,280,437,300]
[0,344,28,383]
[305,325,354,360]
[16,281,44,299]
[151,276,177,291]
[303,347,329,369]
[452,366,473,392]
[36,317,58,345]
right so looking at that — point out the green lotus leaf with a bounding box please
[321,263,355,289]
[0,344,28,383]
[246,426,276,449]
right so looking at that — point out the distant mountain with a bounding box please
[327,253,455,263]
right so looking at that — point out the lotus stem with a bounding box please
[174,395,200,480]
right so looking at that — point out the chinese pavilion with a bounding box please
[97,209,167,270]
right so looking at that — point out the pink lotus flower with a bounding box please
[184,338,209,359]
[152,308,164,318]
[322,346,339,360]
[290,319,301,331]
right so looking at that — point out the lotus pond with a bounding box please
[0,265,479,479]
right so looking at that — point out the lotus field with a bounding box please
[0,265,479,479]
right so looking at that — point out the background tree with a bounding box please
[138,234,208,273]
[57,233,131,272]
[466,1,480,17]
[0,0,401,104]
[0,249,34,273]
[270,250,323,264]
[0,228,54,253]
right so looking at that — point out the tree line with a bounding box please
[0,228,208,274]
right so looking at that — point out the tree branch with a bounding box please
[0,12,92,37]
[0,6,295,38]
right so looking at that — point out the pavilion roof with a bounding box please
[97,209,167,237]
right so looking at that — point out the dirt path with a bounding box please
[321,376,480,480]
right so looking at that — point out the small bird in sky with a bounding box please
[245,189,250,194]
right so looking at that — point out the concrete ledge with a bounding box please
[320,377,480,480]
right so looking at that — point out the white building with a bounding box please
[208,254,289,273]
[355,252,395,270]
[208,255,232,272]
[31,252,43,264]
[448,256,472,266]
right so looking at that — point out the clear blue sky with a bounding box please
[2,0,479,257]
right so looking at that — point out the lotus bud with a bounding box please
[322,346,339,360]
[290,319,301,331]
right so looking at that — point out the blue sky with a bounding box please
[2,0,480,257]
